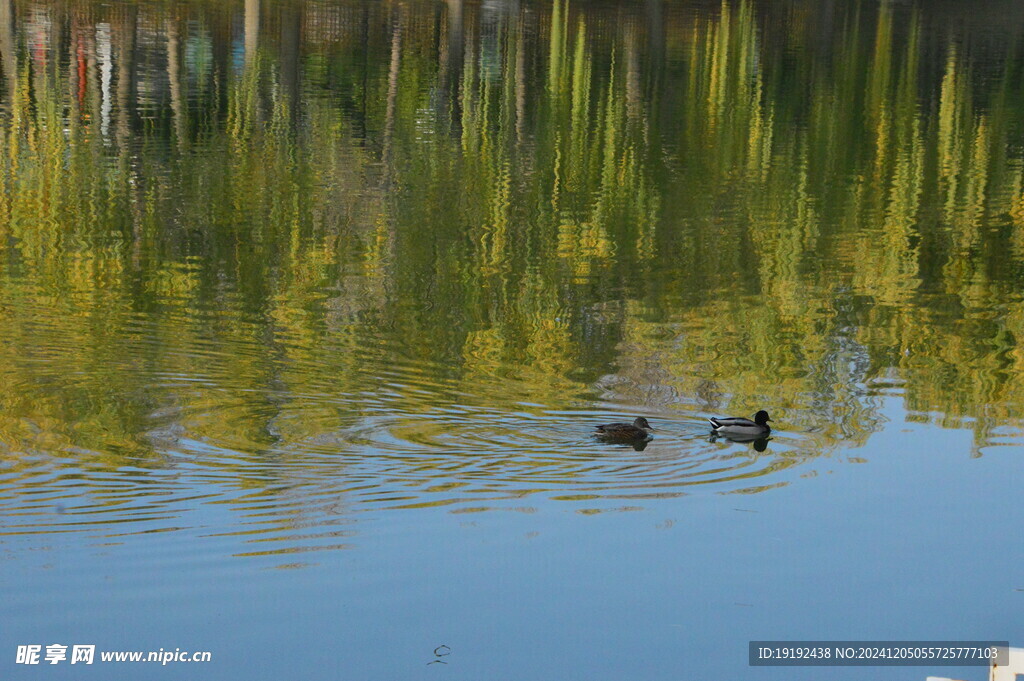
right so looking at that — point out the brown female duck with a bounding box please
[595,417,653,440]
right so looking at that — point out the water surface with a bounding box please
[0,1,1022,679]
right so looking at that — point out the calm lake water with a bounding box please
[1,0,1022,679]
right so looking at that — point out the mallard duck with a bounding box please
[595,416,653,439]
[708,410,772,437]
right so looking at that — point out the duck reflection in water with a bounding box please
[710,432,771,452]
[594,437,650,451]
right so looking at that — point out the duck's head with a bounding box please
[754,410,772,425]
[633,417,653,430]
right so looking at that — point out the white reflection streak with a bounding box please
[96,22,111,140]
[245,0,259,65]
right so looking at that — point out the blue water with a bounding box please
[3,400,1019,680]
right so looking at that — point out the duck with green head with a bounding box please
[708,410,772,438]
